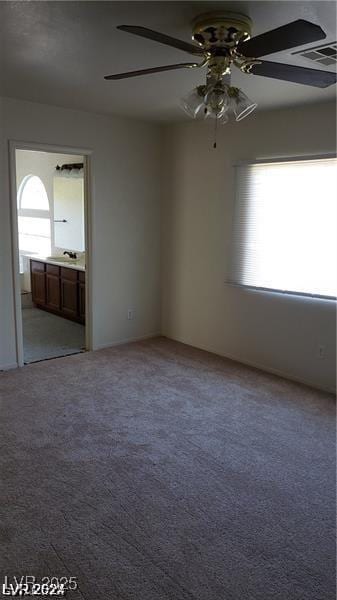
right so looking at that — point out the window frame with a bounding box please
[18,174,50,216]
[17,174,52,256]
[227,153,337,302]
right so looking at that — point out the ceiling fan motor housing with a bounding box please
[192,12,256,79]
[192,12,252,51]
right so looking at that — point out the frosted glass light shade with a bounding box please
[181,87,205,118]
[232,89,257,121]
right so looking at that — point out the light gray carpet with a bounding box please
[0,337,335,600]
[22,307,85,363]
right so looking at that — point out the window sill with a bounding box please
[225,283,337,303]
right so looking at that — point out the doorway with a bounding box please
[10,144,92,365]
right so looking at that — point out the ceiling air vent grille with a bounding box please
[292,42,337,66]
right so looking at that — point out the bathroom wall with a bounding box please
[54,175,85,252]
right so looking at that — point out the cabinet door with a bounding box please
[79,283,85,323]
[31,271,46,305]
[46,274,60,311]
[61,278,78,319]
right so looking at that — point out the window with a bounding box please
[17,175,51,256]
[229,156,337,299]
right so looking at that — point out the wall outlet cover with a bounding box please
[317,345,325,359]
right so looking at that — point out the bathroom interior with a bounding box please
[16,149,86,364]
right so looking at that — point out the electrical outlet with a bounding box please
[317,345,325,359]
[127,309,135,320]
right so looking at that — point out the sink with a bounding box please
[46,256,79,264]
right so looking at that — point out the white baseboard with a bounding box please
[163,335,336,395]
[93,332,161,351]
[2,334,334,395]
[0,362,18,371]
[0,334,161,370]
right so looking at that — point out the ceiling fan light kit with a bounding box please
[181,83,257,123]
[105,11,336,145]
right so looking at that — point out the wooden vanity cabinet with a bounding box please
[30,260,85,324]
[78,271,86,322]
[60,267,78,320]
[31,262,46,305]
[46,264,61,312]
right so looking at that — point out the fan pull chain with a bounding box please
[213,116,218,149]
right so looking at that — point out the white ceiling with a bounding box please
[1,1,336,122]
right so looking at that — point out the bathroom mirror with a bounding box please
[53,168,85,252]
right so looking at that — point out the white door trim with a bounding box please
[8,140,93,367]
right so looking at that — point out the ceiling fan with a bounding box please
[104,12,337,127]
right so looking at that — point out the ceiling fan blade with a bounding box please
[249,60,337,88]
[117,25,204,56]
[104,62,198,80]
[238,20,326,58]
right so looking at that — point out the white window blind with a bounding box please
[229,157,337,299]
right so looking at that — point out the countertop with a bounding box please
[29,255,85,272]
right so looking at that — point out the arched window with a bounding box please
[18,175,51,256]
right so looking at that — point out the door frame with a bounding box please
[9,140,93,366]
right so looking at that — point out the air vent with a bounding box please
[292,42,337,67]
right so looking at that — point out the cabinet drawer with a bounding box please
[31,260,45,273]
[78,271,85,283]
[61,267,78,281]
[46,264,60,276]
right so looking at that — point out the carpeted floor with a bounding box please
[0,337,335,599]
[22,307,85,363]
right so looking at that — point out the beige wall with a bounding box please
[162,102,336,392]
[0,98,162,368]
[1,96,335,392]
